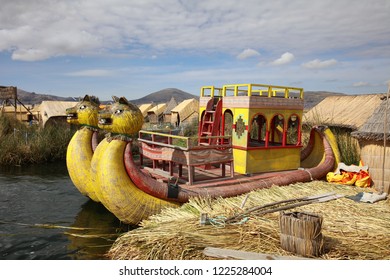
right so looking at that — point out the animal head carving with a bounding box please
[66,95,100,127]
[98,96,143,135]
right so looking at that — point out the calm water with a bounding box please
[0,162,131,260]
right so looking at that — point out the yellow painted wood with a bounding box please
[66,127,99,202]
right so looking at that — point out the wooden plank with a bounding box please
[203,247,311,260]
[143,166,187,184]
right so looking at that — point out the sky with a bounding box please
[0,0,389,101]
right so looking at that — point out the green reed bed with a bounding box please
[0,115,75,165]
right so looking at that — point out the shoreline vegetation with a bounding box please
[0,115,75,166]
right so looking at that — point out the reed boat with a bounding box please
[67,83,341,225]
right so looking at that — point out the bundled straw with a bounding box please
[279,212,323,257]
[107,181,390,260]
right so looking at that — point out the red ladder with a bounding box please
[198,98,222,145]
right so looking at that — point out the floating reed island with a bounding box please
[107,181,390,260]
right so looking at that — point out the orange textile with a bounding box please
[327,169,371,188]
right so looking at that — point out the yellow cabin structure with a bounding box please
[199,83,304,175]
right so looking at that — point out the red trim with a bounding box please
[232,145,303,151]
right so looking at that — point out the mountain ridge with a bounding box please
[8,87,352,110]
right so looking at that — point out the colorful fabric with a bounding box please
[326,163,372,188]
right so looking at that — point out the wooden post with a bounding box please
[383,84,389,194]
[188,165,194,185]
[13,87,17,118]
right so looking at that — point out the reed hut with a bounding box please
[303,94,386,165]
[147,103,167,124]
[304,94,384,130]
[162,97,178,123]
[170,98,199,128]
[37,101,78,127]
[0,86,40,123]
[351,96,390,192]
[0,104,39,123]
[138,103,154,119]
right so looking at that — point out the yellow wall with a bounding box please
[227,106,303,174]
[200,93,304,175]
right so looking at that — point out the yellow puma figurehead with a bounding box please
[66,95,100,128]
[93,97,177,224]
[98,96,143,136]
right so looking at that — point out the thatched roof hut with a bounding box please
[170,98,199,127]
[138,103,154,118]
[1,104,39,123]
[147,103,167,124]
[351,97,390,192]
[162,97,178,123]
[304,94,384,130]
[37,101,78,127]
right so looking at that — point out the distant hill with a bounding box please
[130,88,198,105]
[304,91,346,110]
[16,89,74,104]
[11,87,344,110]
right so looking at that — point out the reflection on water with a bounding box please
[0,162,133,260]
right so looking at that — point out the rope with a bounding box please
[82,124,99,131]
[207,215,250,228]
[302,169,314,181]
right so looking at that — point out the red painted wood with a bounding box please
[124,126,336,204]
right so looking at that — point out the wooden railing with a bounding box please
[200,83,304,99]
[138,130,231,151]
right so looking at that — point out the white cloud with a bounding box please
[302,59,338,69]
[0,1,389,61]
[352,81,370,87]
[237,48,260,60]
[66,69,115,77]
[271,52,295,66]
[11,48,52,61]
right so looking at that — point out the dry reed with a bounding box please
[279,212,323,257]
[107,181,390,260]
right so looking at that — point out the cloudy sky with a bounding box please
[1,0,389,100]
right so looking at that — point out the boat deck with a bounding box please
[137,156,295,193]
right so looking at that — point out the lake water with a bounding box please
[0,162,132,260]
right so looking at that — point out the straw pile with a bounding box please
[107,181,390,260]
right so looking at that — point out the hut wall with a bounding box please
[359,140,390,191]
[147,113,158,124]
[171,112,179,127]
[163,113,172,123]
[181,112,198,127]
